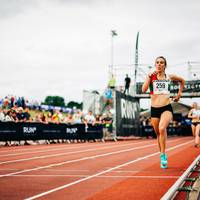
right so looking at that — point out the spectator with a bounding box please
[10,96,15,108]
[65,113,74,124]
[93,114,102,125]
[57,110,64,123]
[84,111,96,142]
[73,110,83,124]
[52,109,63,124]
[3,109,15,146]
[16,107,30,145]
[24,107,31,122]
[104,88,113,100]
[16,107,26,122]
[93,114,104,142]
[124,74,131,95]
[17,97,22,107]
[40,112,48,124]
[84,111,96,125]
[4,110,15,122]
[46,112,53,123]
[34,111,41,122]
[10,109,17,121]
[102,112,117,142]
[11,103,18,112]
[3,97,9,109]
[21,97,26,109]
[108,74,116,89]
[0,107,5,121]
[52,110,59,124]
[103,88,113,112]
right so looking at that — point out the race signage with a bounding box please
[115,91,140,136]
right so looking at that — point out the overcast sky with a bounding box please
[0,0,200,107]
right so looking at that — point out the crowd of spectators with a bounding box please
[0,96,30,123]
[0,96,117,146]
[0,101,113,129]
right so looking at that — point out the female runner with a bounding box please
[142,56,185,168]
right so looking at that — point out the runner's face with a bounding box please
[155,58,166,73]
[192,102,197,109]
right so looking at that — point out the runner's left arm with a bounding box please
[169,74,185,102]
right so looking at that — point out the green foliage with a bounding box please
[43,96,82,109]
[67,101,82,109]
[44,96,65,107]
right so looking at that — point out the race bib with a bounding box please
[153,80,170,94]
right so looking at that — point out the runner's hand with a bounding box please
[148,71,157,78]
[172,94,181,102]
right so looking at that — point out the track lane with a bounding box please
[0,142,158,176]
[0,140,153,164]
[88,145,200,200]
[23,140,193,200]
[0,137,198,200]
[0,138,186,175]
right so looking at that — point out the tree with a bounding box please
[67,101,82,110]
[43,96,65,107]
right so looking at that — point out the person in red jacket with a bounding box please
[142,56,185,168]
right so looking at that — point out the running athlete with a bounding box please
[188,102,200,147]
[142,56,185,168]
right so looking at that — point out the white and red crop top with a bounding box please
[149,74,171,95]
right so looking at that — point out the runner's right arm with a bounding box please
[142,71,156,93]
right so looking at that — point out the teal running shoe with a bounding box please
[160,153,168,169]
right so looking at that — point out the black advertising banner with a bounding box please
[0,122,102,141]
[115,91,140,136]
[136,80,200,94]
[0,122,20,141]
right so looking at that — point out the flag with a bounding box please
[111,30,118,37]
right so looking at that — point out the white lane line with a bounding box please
[0,140,122,154]
[0,169,185,174]
[25,140,193,200]
[0,168,19,171]
[0,138,185,165]
[0,141,152,165]
[0,145,93,157]
[0,143,157,178]
[0,142,116,157]
[0,140,148,157]
[0,144,80,155]
[45,169,184,173]
[12,174,180,179]
[0,137,188,156]
[0,141,131,154]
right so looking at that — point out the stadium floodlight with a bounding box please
[109,30,118,78]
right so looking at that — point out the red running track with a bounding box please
[0,136,199,200]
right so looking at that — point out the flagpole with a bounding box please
[111,31,114,76]
[134,31,139,96]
